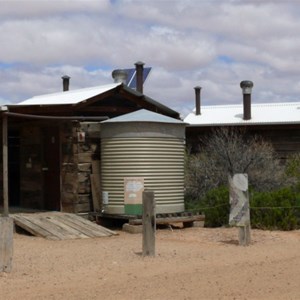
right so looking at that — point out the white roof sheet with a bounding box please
[102,109,185,124]
[184,102,300,126]
[16,83,121,106]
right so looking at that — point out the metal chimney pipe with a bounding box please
[194,86,202,115]
[112,69,128,84]
[135,61,145,93]
[240,80,254,120]
[62,75,70,92]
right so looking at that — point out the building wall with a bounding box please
[186,124,300,160]
[0,120,101,213]
[61,121,101,213]
[249,126,300,159]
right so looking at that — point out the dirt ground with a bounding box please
[1,226,300,300]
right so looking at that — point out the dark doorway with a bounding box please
[8,129,20,206]
[42,127,61,211]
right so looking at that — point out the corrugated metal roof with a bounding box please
[121,85,179,118]
[184,102,300,126]
[11,82,179,118]
[102,109,185,124]
[15,83,121,106]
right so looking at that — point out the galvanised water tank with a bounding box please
[100,109,186,215]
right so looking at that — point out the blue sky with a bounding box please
[0,0,300,117]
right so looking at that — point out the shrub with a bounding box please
[250,187,300,230]
[185,186,300,230]
[185,152,227,201]
[186,186,230,228]
[185,128,287,202]
[285,153,300,191]
[202,128,286,191]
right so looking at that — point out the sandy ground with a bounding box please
[1,226,300,300]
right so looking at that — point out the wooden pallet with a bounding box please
[11,212,117,240]
[128,212,205,227]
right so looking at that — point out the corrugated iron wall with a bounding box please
[101,137,185,214]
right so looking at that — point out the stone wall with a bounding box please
[61,121,101,213]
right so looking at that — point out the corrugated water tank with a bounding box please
[100,109,186,215]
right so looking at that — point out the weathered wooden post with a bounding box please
[0,217,13,272]
[1,112,13,272]
[142,190,156,257]
[229,174,251,246]
[2,113,8,217]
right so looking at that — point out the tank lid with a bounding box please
[102,109,186,125]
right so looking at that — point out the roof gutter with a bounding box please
[3,112,109,121]
[185,121,300,128]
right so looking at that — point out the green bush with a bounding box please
[185,186,300,230]
[250,187,300,230]
[186,186,230,227]
[285,153,300,191]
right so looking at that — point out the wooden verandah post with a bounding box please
[3,113,9,217]
[1,112,13,272]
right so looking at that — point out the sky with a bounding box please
[0,0,300,117]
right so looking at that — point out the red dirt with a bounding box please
[1,227,300,300]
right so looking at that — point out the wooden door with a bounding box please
[8,129,20,206]
[43,127,61,211]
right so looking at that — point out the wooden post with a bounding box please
[229,174,251,246]
[142,190,155,257]
[1,113,13,272]
[239,224,251,246]
[239,181,251,246]
[3,114,8,217]
[0,217,13,272]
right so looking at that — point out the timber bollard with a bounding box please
[142,190,156,257]
[229,174,251,246]
[0,217,13,272]
[1,112,14,272]
[239,224,251,246]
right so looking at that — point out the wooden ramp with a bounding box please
[11,212,117,240]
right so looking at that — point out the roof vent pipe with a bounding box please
[194,86,202,115]
[135,61,145,94]
[240,80,254,120]
[112,69,128,84]
[62,75,70,92]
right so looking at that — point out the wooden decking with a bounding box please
[11,212,117,240]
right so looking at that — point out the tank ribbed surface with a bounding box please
[101,137,185,214]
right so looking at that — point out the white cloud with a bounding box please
[0,65,112,103]
[0,0,300,115]
[0,0,110,17]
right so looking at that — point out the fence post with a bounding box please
[1,113,13,272]
[239,223,251,246]
[3,114,8,217]
[0,217,13,272]
[229,174,251,246]
[142,190,156,257]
